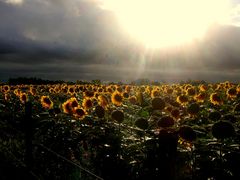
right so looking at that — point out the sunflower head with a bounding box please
[82,98,93,110]
[151,89,160,98]
[62,100,73,114]
[111,110,124,123]
[186,87,196,96]
[199,84,208,92]
[69,97,79,109]
[166,88,173,95]
[111,91,123,106]
[210,93,222,105]
[194,92,206,103]
[74,107,86,119]
[158,116,175,128]
[212,121,235,139]
[179,126,196,142]
[29,87,37,96]
[152,97,165,110]
[226,88,237,99]
[171,108,180,120]
[187,103,200,116]
[98,95,109,108]
[41,95,53,109]
[68,86,75,95]
[95,105,105,118]
[84,91,95,98]
[129,96,137,105]
[176,95,188,105]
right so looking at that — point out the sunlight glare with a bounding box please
[102,0,231,48]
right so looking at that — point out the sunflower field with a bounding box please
[0,81,240,180]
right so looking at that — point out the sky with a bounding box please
[0,0,240,83]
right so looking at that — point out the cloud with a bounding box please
[0,0,240,82]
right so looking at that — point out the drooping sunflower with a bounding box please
[40,95,53,109]
[111,91,123,106]
[210,93,222,105]
[171,108,180,120]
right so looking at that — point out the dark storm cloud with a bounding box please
[0,0,240,82]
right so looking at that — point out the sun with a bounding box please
[102,0,230,48]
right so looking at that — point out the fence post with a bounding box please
[24,101,33,169]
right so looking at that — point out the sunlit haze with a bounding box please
[102,0,231,48]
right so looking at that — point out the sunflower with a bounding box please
[74,107,86,119]
[97,87,104,93]
[20,92,28,104]
[194,92,206,103]
[125,85,131,93]
[14,88,21,96]
[111,91,123,106]
[49,87,55,94]
[111,110,124,123]
[69,97,79,109]
[122,91,129,99]
[84,91,95,98]
[151,89,160,98]
[82,98,93,110]
[171,108,180,120]
[129,96,137,105]
[40,95,53,109]
[186,87,196,96]
[98,94,109,108]
[4,93,10,101]
[176,95,188,105]
[187,103,200,116]
[29,86,37,96]
[106,86,113,94]
[54,85,61,93]
[152,97,165,110]
[166,88,173,95]
[3,85,10,93]
[95,105,105,118]
[68,86,75,95]
[226,87,237,99]
[62,100,73,114]
[210,93,222,105]
[116,86,123,93]
[136,91,144,106]
[199,84,208,92]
